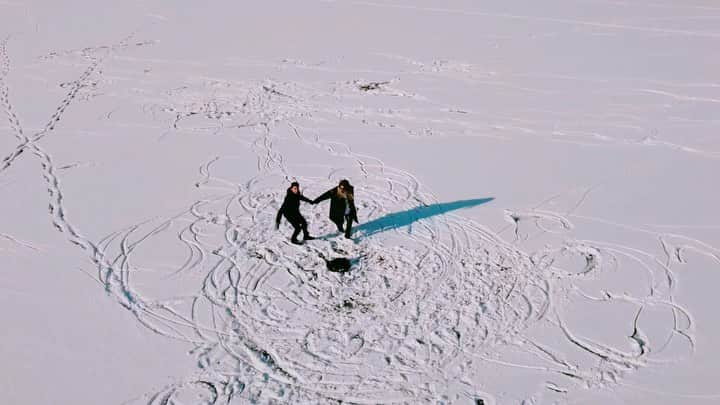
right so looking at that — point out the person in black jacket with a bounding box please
[313,179,358,239]
[276,181,315,244]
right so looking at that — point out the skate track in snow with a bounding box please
[1,29,719,404]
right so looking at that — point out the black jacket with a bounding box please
[276,188,313,224]
[314,187,358,224]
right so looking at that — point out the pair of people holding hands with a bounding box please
[275,179,358,244]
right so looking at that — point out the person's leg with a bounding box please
[344,215,353,238]
[333,219,344,233]
[290,221,302,244]
[299,217,314,240]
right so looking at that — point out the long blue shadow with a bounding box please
[354,198,494,239]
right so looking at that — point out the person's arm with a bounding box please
[350,199,359,223]
[299,194,314,204]
[346,186,359,223]
[276,196,287,228]
[312,189,333,204]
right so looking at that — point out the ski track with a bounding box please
[1,45,102,174]
[346,1,720,39]
[0,231,42,252]
[114,73,709,402]
[0,33,158,174]
[1,36,718,404]
[125,53,720,159]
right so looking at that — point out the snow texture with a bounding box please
[1,1,719,404]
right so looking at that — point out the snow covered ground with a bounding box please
[1,1,719,404]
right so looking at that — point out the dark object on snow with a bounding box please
[475,399,485,405]
[324,257,352,273]
[358,81,389,91]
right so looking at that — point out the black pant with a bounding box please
[333,216,353,238]
[289,216,310,242]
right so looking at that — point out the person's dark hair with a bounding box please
[338,179,351,188]
[290,181,300,188]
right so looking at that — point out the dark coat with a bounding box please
[276,188,313,224]
[314,187,358,224]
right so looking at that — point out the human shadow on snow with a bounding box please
[314,198,495,241]
[353,198,494,239]
[313,198,493,272]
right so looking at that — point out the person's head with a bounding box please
[338,179,353,199]
[290,181,300,194]
[338,179,351,192]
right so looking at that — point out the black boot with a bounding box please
[291,225,303,245]
[301,220,314,240]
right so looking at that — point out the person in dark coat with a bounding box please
[276,181,315,244]
[313,179,358,238]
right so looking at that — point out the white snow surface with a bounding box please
[1,1,719,404]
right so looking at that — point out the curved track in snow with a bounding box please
[1,35,716,404]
